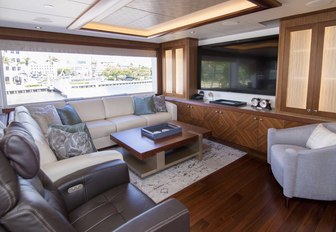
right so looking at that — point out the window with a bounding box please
[1,50,157,106]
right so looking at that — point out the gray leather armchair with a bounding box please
[267,123,336,205]
[0,122,190,232]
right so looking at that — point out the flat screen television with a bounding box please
[198,36,278,95]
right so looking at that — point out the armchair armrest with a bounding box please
[114,198,189,232]
[55,159,129,211]
[283,145,336,200]
[267,124,317,163]
[166,101,177,120]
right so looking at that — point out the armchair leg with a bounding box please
[285,197,289,208]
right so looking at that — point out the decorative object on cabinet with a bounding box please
[260,99,272,110]
[251,98,260,107]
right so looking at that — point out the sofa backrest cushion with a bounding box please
[103,96,134,118]
[14,107,57,166]
[69,99,105,122]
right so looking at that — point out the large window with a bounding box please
[1,48,157,106]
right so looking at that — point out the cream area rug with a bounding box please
[129,139,246,203]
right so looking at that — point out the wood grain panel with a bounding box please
[235,113,258,149]
[258,117,284,153]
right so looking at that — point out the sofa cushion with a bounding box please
[69,183,155,232]
[15,108,42,131]
[48,125,96,160]
[139,112,172,126]
[69,99,106,122]
[85,120,117,139]
[133,96,155,115]
[28,104,63,136]
[41,150,123,182]
[56,104,82,125]
[103,96,134,118]
[107,115,147,131]
[153,95,168,112]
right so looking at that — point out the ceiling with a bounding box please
[0,0,335,44]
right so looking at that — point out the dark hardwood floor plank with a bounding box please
[171,155,336,232]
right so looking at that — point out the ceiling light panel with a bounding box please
[77,0,281,38]
[126,0,229,18]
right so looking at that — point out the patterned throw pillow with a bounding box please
[28,105,62,137]
[153,95,167,112]
[48,123,96,160]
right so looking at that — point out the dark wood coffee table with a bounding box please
[110,121,211,178]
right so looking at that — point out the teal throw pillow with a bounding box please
[47,123,97,160]
[56,104,82,125]
[133,96,155,115]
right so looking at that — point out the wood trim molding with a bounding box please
[0,27,160,50]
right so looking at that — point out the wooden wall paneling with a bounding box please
[185,38,198,99]
[156,47,163,95]
[0,27,160,50]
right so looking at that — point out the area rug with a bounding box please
[129,139,246,203]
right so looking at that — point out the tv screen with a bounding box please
[198,36,278,95]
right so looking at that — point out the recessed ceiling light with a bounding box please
[44,4,54,9]
[190,31,195,34]
[35,26,42,30]
[306,0,333,7]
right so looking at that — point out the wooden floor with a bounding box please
[172,155,336,232]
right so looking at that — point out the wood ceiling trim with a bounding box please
[0,27,160,50]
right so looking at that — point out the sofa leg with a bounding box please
[285,197,289,208]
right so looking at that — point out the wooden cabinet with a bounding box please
[169,99,321,156]
[176,102,204,127]
[204,108,238,143]
[277,10,336,119]
[162,38,198,99]
[235,114,284,153]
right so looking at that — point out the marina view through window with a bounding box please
[1,50,157,106]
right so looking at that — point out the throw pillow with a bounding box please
[133,96,155,115]
[56,104,82,125]
[153,95,168,112]
[306,124,336,149]
[48,123,96,160]
[28,105,62,136]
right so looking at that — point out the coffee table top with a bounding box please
[110,121,211,160]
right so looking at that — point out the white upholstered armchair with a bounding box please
[267,123,336,206]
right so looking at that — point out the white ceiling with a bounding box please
[0,0,335,44]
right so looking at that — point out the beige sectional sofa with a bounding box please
[14,95,177,182]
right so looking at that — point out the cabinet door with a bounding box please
[189,105,205,127]
[235,113,259,150]
[314,22,336,118]
[280,25,318,114]
[257,117,284,153]
[163,48,185,98]
[175,102,191,123]
[204,108,237,142]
